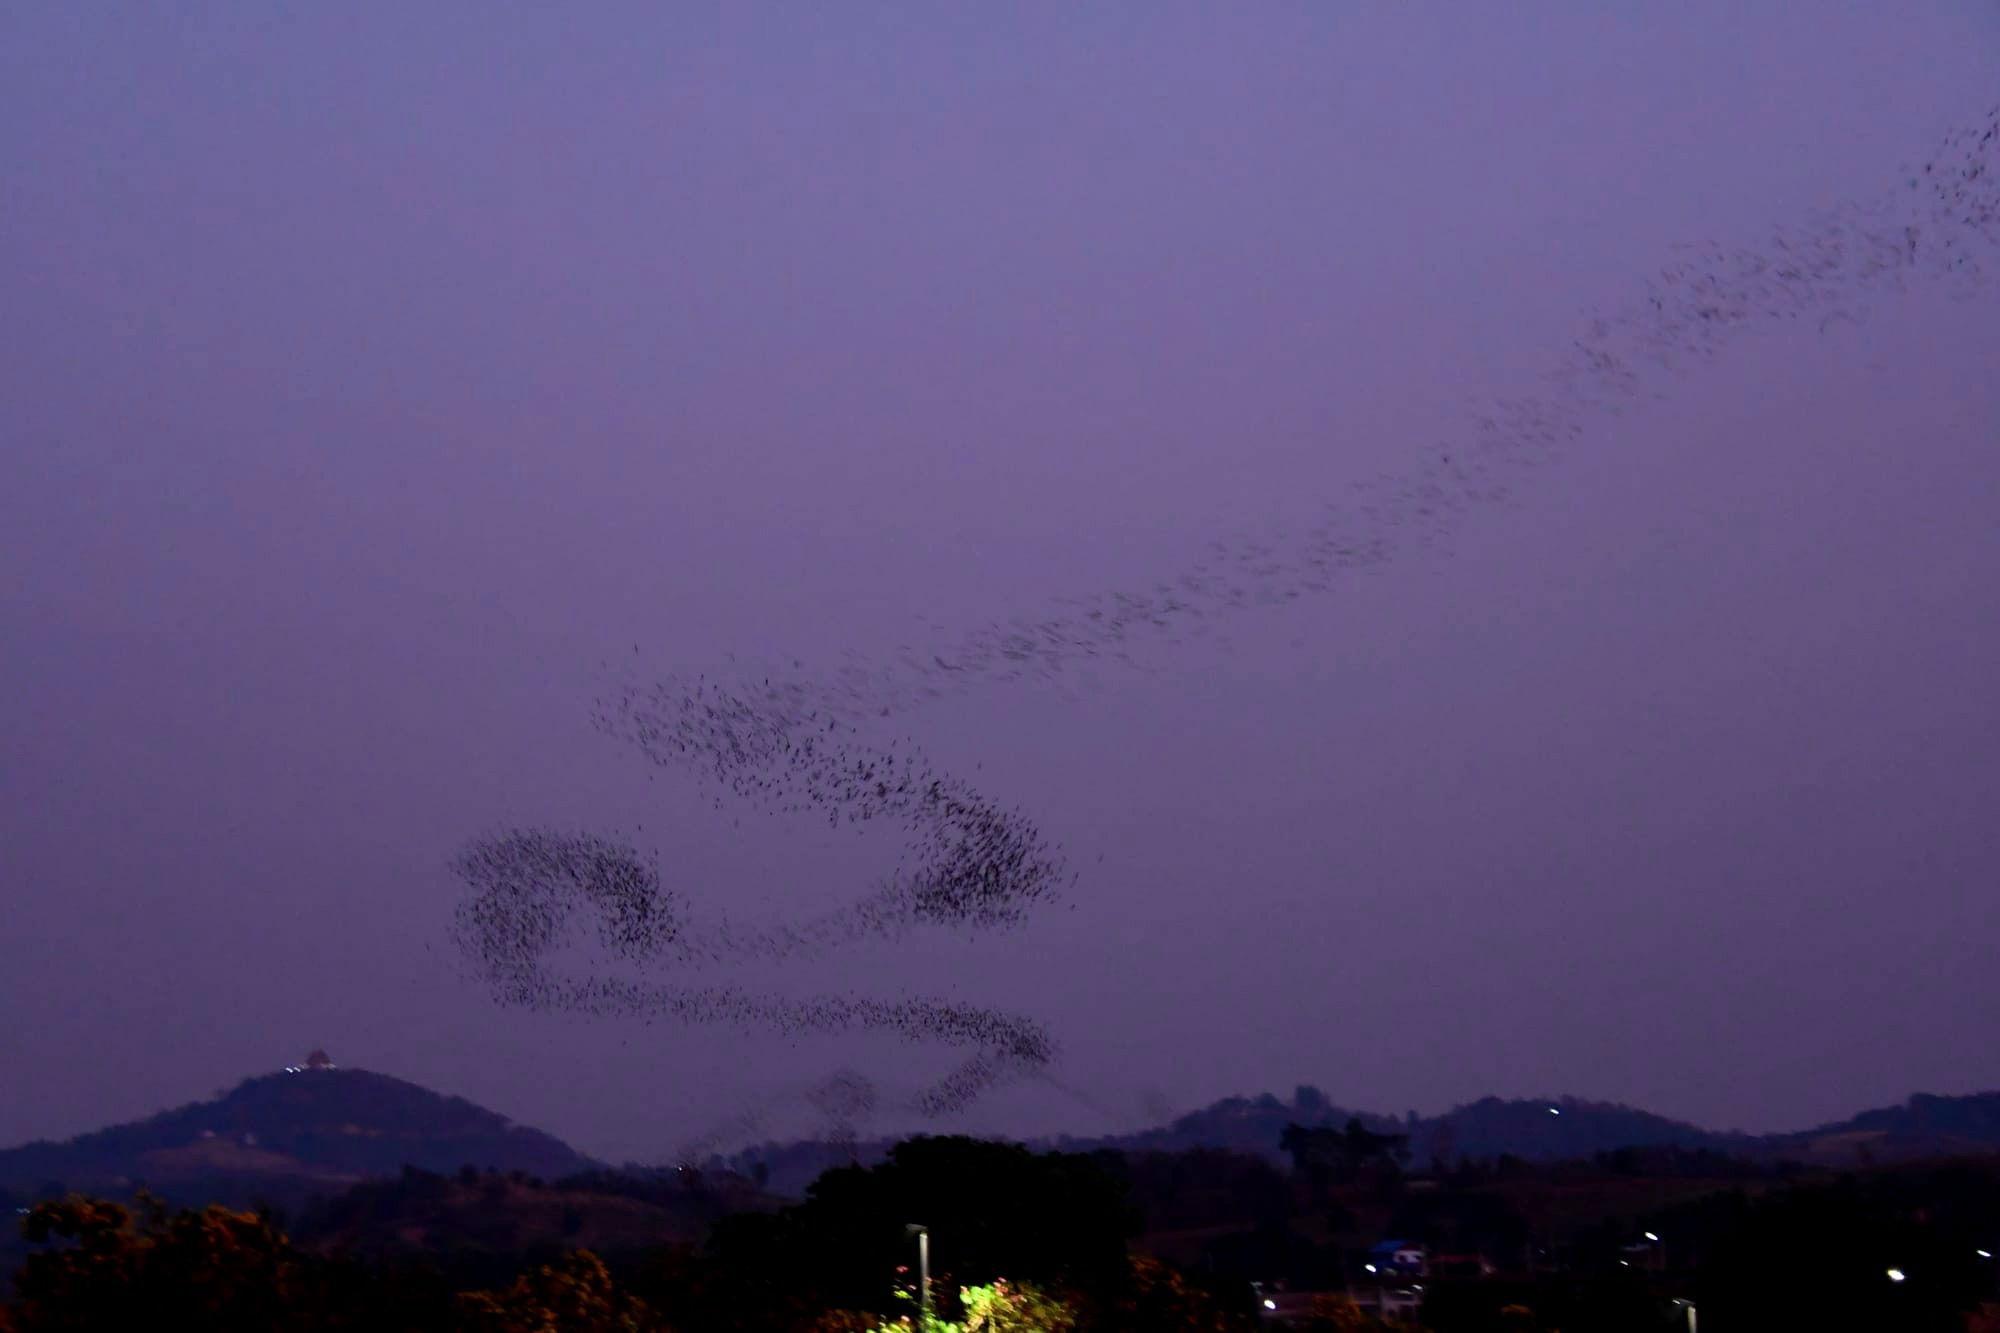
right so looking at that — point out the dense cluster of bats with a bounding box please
[452,108,1997,1156]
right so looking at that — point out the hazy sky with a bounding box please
[4,3,1998,1164]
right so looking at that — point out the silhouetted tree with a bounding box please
[7,1194,304,1333]
[457,1248,661,1332]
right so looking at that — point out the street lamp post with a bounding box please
[906,1225,930,1331]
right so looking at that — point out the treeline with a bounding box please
[7,1136,2000,1331]
[1127,1131,2000,1332]
[0,1138,1262,1333]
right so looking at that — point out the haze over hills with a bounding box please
[8,1065,2000,1209]
[720,1085,2000,1197]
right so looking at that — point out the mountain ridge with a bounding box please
[10,1070,1999,1206]
[0,1065,597,1196]
[717,1085,2000,1196]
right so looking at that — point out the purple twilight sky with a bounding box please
[3,3,1999,1164]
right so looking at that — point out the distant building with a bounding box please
[1256,1290,1325,1326]
[1430,1252,1497,1279]
[1291,1286,1422,1326]
[305,1049,334,1071]
[1367,1285,1425,1323]
[1367,1239,1428,1276]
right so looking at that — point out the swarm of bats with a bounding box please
[452,106,1998,1153]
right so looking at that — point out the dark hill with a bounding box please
[1767,1091,2000,1164]
[1827,1090,2000,1138]
[290,1165,778,1261]
[0,1066,596,1192]
[1054,1088,1736,1167]
[1417,1095,1742,1163]
[1063,1087,1403,1158]
[718,1086,2000,1196]
[710,1088,1402,1198]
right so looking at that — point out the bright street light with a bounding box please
[1886,1267,1906,1283]
[905,1225,930,1330]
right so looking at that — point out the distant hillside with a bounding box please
[0,1066,596,1197]
[291,1165,778,1260]
[713,1137,895,1199]
[712,1087,1403,1196]
[718,1085,2000,1196]
[1057,1087,1404,1159]
[1768,1091,2000,1164]
[1414,1095,1742,1163]
[1049,1087,1735,1168]
[714,1087,1724,1197]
